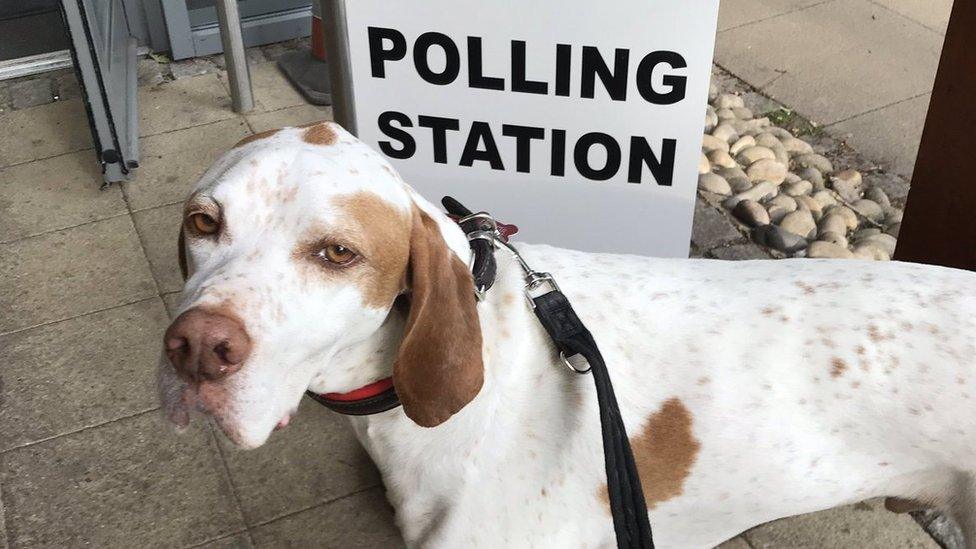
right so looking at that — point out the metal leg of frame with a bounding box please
[214,0,254,113]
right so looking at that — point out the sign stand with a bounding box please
[324,0,356,131]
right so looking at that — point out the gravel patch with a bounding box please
[700,66,910,261]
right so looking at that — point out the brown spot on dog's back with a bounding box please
[600,398,700,511]
[302,122,337,146]
[830,357,847,377]
[234,128,280,148]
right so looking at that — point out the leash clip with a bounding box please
[560,351,592,374]
[523,271,561,308]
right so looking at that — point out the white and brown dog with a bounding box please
[159,121,976,548]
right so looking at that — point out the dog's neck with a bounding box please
[342,245,553,445]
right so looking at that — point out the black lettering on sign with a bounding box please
[501,124,545,173]
[367,27,406,78]
[375,114,679,187]
[467,37,505,90]
[574,132,621,181]
[580,46,629,101]
[629,137,676,185]
[418,115,460,164]
[550,129,567,177]
[377,111,416,159]
[460,121,504,170]
[636,51,687,105]
[511,41,548,95]
[554,44,572,97]
[414,32,461,86]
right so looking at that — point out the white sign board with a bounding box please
[339,0,719,256]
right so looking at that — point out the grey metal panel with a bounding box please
[187,0,310,27]
[160,0,196,59]
[61,0,139,184]
[323,0,354,134]
[189,6,311,57]
[140,0,172,52]
[121,0,160,48]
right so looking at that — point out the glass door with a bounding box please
[0,0,70,61]
[160,0,312,60]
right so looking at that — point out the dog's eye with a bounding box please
[187,213,219,235]
[318,244,357,265]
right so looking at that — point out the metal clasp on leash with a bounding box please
[461,212,500,301]
[560,352,592,374]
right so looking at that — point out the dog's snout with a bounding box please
[164,308,251,382]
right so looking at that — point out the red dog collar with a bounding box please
[305,377,400,416]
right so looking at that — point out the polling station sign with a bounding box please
[330,0,719,256]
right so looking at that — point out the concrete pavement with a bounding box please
[715,0,952,179]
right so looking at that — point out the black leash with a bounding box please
[442,198,655,549]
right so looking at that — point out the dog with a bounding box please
[159,121,976,548]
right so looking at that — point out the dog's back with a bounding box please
[525,246,976,546]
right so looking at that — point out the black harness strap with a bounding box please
[442,197,654,549]
[533,291,654,549]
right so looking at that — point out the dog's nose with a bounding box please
[164,308,251,382]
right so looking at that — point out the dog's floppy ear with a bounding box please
[393,209,484,427]
[178,225,188,281]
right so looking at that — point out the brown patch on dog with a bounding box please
[293,191,411,309]
[795,281,816,295]
[830,358,848,378]
[600,398,700,512]
[393,208,484,428]
[235,128,280,148]
[301,122,337,146]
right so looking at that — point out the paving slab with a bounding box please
[246,104,334,133]
[217,398,381,526]
[0,99,92,167]
[709,242,771,260]
[196,532,253,548]
[0,476,7,549]
[250,487,403,548]
[132,202,184,294]
[245,62,308,113]
[0,413,246,547]
[124,117,251,211]
[162,290,183,318]
[0,215,157,334]
[8,77,53,110]
[716,536,751,548]
[745,499,939,548]
[139,72,237,137]
[0,298,167,452]
[829,92,931,179]
[717,0,826,32]
[692,199,744,250]
[715,0,943,125]
[0,150,127,242]
[872,0,953,34]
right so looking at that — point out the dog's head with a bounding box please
[158,122,483,448]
